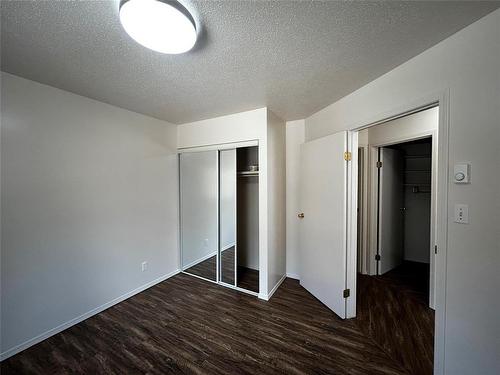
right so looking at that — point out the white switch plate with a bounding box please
[141,261,148,272]
[454,204,469,224]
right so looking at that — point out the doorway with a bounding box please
[297,100,447,374]
[355,109,437,374]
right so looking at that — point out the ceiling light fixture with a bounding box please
[119,0,197,54]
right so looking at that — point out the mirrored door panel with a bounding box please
[219,149,237,286]
[180,151,218,281]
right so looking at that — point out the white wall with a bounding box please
[367,107,438,146]
[266,111,286,293]
[180,151,218,267]
[1,73,179,358]
[285,120,305,279]
[237,173,260,270]
[177,108,267,149]
[303,10,500,375]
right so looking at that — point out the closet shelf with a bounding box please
[404,155,431,159]
[238,171,259,177]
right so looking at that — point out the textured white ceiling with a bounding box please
[1,1,498,124]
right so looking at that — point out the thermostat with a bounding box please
[454,163,470,184]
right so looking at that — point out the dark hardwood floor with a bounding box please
[357,261,434,375]
[2,273,412,375]
[184,254,217,281]
[220,246,235,285]
[237,266,259,293]
[186,247,260,293]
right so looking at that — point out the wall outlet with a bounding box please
[204,239,209,247]
[141,261,148,272]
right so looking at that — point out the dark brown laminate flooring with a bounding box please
[185,254,217,281]
[2,273,409,375]
[186,247,260,293]
[220,246,235,285]
[356,261,434,375]
[237,266,259,293]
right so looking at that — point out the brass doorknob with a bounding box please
[298,213,305,219]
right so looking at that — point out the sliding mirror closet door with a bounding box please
[180,151,218,282]
[219,150,237,286]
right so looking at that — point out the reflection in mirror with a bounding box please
[219,150,236,285]
[180,151,218,281]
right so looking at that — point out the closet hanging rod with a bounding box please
[238,171,259,177]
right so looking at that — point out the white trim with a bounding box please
[182,250,217,270]
[182,271,219,284]
[434,90,449,375]
[0,269,181,362]
[259,273,286,301]
[346,131,358,318]
[358,145,370,275]
[348,94,439,132]
[178,140,258,153]
[219,282,259,297]
[216,151,220,283]
[368,146,379,275]
[428,131,438,310]
[286,272,300,280]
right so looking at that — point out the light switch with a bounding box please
[454,163,470,184]
[454,204,469,224]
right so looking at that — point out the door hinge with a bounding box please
[375,254,381,261]
[343,289,350,298]
[376,161,382,168]
[434,245,438,254]
[344,151,352,161]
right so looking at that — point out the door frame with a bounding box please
[356,146,370,275]
[346,90,449,374]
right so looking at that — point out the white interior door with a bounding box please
[298,131,350,319]
[378,147,404,275]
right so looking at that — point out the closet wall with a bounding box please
[237,147,259,270]
[177,108,286,299]
[399,140,432,263]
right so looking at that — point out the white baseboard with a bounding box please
[258,273,286,301]
[258,293,268,301]
[286,273,300,280]
[0,268,180,362]
[221,243,235,252]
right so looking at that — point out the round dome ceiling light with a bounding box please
[119,0,197,54]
